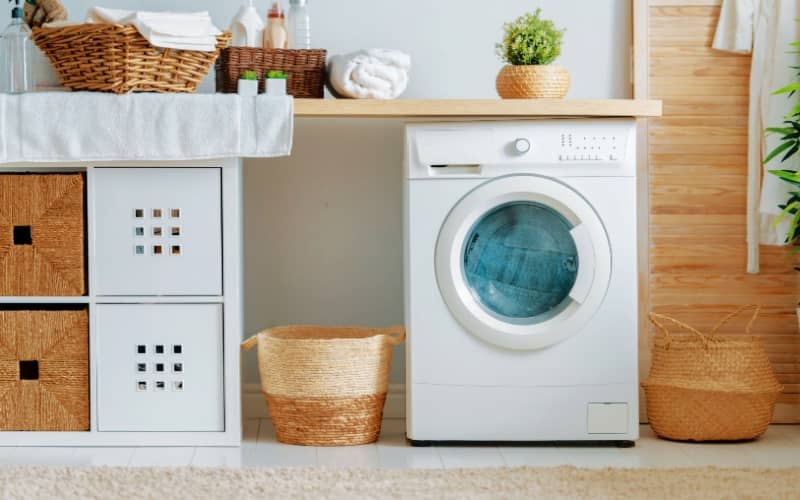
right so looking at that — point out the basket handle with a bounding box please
[648,312,709,346]
[241,333,260,352]
[379,326,406,345]
[709,304,761,338]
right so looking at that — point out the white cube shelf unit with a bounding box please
[0,159,242,447]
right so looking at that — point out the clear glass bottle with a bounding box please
[2,0,35,94]
[288,0,311,50]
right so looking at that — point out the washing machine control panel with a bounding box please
[557,132,624,162]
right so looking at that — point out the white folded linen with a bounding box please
[87,7,221,51]
[0,93,293,163]
[329,49,411,99]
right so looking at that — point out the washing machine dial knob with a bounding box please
[514,138,531,154]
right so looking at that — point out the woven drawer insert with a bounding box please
[0,307,89,431]
[0,174,86,296]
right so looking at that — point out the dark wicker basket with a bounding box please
[216,47,326,98]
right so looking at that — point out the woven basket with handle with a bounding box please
[216,47,326,97]
[642,305,783,442]
[241,325,405,446]
[32,24,231,94]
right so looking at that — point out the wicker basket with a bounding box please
[496,64,570,99]
[0,173,85,296]
[642,305,783,442]
[241,325,405,446]
[0,306,89,431]
[31,24,231,94]
[216,47,326,97]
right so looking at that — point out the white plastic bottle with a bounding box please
[287,0,311,50]
[230,0,265,48]
[2,0,35,93]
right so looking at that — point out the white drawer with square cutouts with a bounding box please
[96,304,224,432]
[93,168,222,296]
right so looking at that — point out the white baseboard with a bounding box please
[242,383,406,420]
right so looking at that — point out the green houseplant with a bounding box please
[495,9,569,99]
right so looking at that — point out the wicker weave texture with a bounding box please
[216,48,326,97]
[0,174,85,296]
[642,306,783,441]
[242,325,404,446]
[0,307,89,431]
[496,64,570,99]
[32,24,230,94]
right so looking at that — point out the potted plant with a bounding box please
[495,9,568,99]
[765,49,800,324]
[265,70,288,96]
[238,70,259,97]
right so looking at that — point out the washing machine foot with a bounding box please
[615,440,636,448]
[407,437,434,447]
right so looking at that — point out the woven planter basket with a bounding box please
[496,64,570,99]
[642,305,783,442]
[242,325,405,446]
[0,173,85,296]
[216,47,326,97]
[32,24,231,94]
[0,306,89,431]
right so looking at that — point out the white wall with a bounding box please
[7,1,631,384]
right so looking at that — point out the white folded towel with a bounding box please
[87,7,221,51]
[329,49,411,100]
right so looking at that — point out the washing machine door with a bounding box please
[435,174,611,350]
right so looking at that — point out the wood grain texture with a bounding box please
[293,99,662,118]
[646,3,800,421]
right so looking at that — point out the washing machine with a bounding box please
[404,119,639,444]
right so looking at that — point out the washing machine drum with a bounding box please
[436,175,611,350]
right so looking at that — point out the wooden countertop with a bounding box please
[293,99,662,118]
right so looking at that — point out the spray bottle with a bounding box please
[230,0,264,48]
[2,0,35,93]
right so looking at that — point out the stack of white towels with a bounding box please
[87,7,221,52]
[329,49,412,100]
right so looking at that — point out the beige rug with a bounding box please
[0,466,798,500]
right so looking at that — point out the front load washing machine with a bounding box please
[404,119,639,444]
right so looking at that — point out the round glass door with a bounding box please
[435,175,611,350]
[463,201,579,324]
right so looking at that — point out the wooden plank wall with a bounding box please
[646,0,800,422]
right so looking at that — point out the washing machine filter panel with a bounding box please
[463,201,578,322]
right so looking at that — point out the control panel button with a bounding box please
[514,138,531,154]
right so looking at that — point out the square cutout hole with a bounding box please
[135,227,145,237]
[170,209,181,218]
[173,381,184,392]
[155,381,166,391]
[13,226,32,245]
[155,345,165,354]
[171,245,181,256]
[136,363,147,373]
[173,344,182,355]
[171,227,181,237]
[153,227,163,237]
[173,362,183,373]
[19,360,39,380]
[152,209,163,218]
[136,345,147,354]
[135,245,145,255]
[136,381,148,392]
[155,363,165,372]
[134,209,144,218]
[153,245,163,255]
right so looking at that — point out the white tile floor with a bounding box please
[1,420,798,469]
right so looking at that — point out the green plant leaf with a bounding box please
[765,141,795,164]
[497,9,565,66]
[774,82,800,95]
[773,200,800,226]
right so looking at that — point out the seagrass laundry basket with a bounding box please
[32,24,231,94]
[642,305,783,442]
[241,325,405,446]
